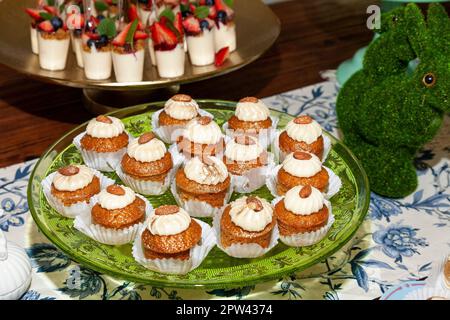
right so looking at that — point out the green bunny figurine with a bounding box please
[336,3,450,198]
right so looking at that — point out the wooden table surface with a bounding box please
[0,0,375,168]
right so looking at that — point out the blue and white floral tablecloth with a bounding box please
[1,80,449,300]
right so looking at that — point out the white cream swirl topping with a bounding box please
[282,151,322,178]
[183,117,223,145]
[229,196,273,232]
[225,136,263,162]
[97,185,136,210]
[184,156,228,185]
[164,94,199,120]
[285,115,322,144]
[127,134,167,163]
[147,206,191,236]
[53,165,94,192]
[235,97,270,122]
[284,185,325,215]
[86,115,125,139]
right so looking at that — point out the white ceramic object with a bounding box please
[30,26,39,55]
[37,32,70,71]
[187,28,215,66]
[214,22,236,52]
[155,44,185,78]
[112,49,145,83]
[0,230,32,300]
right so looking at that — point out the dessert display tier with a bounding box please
[28,101,370,289]
[0,0,280,91]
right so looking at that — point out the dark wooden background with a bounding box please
[0,0,376,167]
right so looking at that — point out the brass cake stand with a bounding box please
[0,0,280,113]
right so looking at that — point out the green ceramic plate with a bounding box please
[27,100,370,289]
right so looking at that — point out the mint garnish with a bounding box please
[39,12,53,20]
[95,1,109,12]
[46,0,55,6]
[224,0,234,7]
[195,6,209,19]
[159,8,175,22]
[125,19,139,51]
[97,18,116,38]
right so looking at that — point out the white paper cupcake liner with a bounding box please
[404,286,450,300]
[115,147,184,196]
[266,164,341,199]
[73,132,130,172]
[276,200,335,247]
[170,178,233,218]
[73,195,153,245]
[222,116,279,149]
[229,153,275,194]
[151,109,214,144]
[212,208,279,258]
[132,218,216,275]
[272,130,332,163]
[41,170,115,219]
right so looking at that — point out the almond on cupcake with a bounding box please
[158,94,200,128]
[277,151,329,195]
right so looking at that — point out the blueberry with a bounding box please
[216,10,227,22]
[205,0,215,5]
[138,0,148,3]
[50,17,63,30]
[73,29,82,37]
[200,20,209,30]
[87,39,95,48]
[99,35,109,45]
[181,10,192,18]
[97,14,105,21]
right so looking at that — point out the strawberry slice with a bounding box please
[66,13,85,30]
[112,22,133,46]
[134,30,148,40]
[128,4,144,30]
[24,8,43,21]
[215,46,230,67]
[174,12,184,38]
[215,0,226,12]
[208,6,217,19]
[151,22,178,48]
[38,20,54,33]
[43,5,57,16]
[182,16,200,35]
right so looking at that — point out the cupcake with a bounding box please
[173,156,231,217]
[41,165,113,218]
[217,196,277,258]
[117,132,176,195]
[224,135,270,193]
[278,115,325,160]
[152,94,201,143]
[177,116,225,159]
[225,97,276,148]
[141,205,201,260]
[277,151,329,195]
[74,184,148,245]
[274,185,333,247]
[132,205,216,274]
[74,115,129,172]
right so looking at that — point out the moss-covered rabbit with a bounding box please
[336,3,450,198]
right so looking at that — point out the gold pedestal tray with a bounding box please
[0,0,280,111]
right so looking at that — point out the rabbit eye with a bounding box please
[422,73,436,88]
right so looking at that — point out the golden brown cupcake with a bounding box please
[175,156,231,208]
[141,205,202,260]
[220,196,275,248]
[275,185,329,237]
[80,115,129,153]
[158,94,200,127]
[279,115,324,159]
[177,116,225,159]
[50,165,100,206]
[224,135,268,176]
[277,151,329,195]
[91,185,146,230]
[227,97,273,134]
[120,132,173,182]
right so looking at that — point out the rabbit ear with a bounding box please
[427,3,450,45]
[405,3,428,57]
